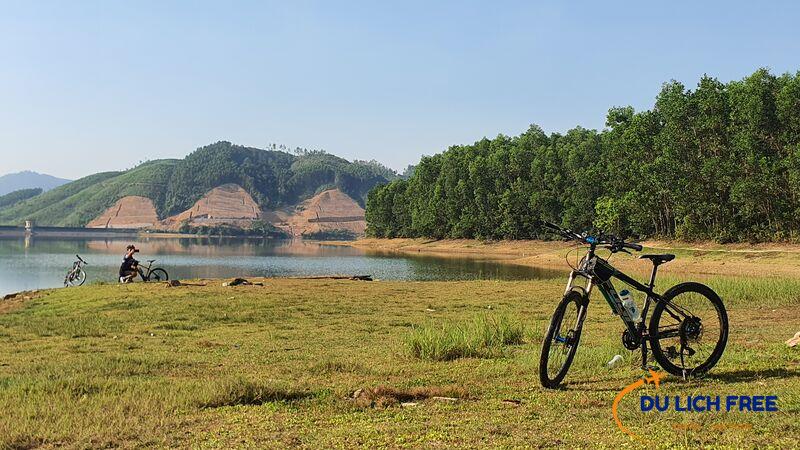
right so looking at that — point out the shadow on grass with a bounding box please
[201,378,315,408]
[561,367,800,391]
[706,367,800,383]
[2,435,47,450]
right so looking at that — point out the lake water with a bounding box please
[0,237,562,295]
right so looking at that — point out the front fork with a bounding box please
[564,270,593,343]
[566,270,653,370]
[564,269,594,297]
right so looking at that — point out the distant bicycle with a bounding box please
[137,259,169,282]
[64,255,88,287]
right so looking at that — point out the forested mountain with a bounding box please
[366,68,800,243]
[0,142,395,227]
[0,171,70,196]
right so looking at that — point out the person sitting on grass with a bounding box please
[119,245,140,283]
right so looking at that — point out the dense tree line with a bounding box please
[366,69,800,242]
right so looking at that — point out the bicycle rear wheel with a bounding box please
[539,289,586,388]
[147,268,169,282]
[649,282,728,377]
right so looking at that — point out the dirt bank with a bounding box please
[267,189,366,237]
[160,184,261,230]
[87,196,159,229]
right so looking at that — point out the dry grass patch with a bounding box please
[351,385,471,408]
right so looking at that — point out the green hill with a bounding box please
[0,188,43,210]
[0,142,395,227]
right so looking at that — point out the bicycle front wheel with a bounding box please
[65,268,86,287]
[147,268,169,282]
[539,289,586,388]
[73,268,87,286]
[649,282,728,377]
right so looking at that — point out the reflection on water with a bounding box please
[0,236,563,295]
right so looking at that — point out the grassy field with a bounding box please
[1,271,798,449]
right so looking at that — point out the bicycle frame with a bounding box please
[137,262,154,279]
[564,246,667,368]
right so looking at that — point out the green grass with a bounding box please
[0,277,798,448]
[405,315,525,360]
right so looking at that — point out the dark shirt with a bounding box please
[119,255,138,276]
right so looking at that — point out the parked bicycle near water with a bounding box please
[137,259,169,282]
[539,221,728,388]
[64,255,88,287]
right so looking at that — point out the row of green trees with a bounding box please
[366,69,800,242]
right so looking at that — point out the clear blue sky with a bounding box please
[1,1,799,179]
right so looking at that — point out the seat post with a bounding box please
[648,263,659,288]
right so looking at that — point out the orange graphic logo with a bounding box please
[612,369,664,440]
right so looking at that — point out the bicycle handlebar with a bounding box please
[540,220,642,253]
[622,242,643,251]
[76,254,87,264]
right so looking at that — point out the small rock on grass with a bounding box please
[786,331,800,348]
[401,402,418,408]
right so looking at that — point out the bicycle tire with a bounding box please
[65,268,86,287]
[539,289,586,388]
[74,268,87,286]
[649,282,728,377]
[147,268,169,282]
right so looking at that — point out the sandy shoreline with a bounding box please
[329,237,800,278]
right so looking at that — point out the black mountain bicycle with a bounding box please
[64,255,88,287]
[137,259,169,282]
[539,222,728,388]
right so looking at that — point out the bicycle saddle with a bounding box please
[148,259,156,263]
[639,254,675,265]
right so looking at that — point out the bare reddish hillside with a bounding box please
[161,184,261,230]
[87,196,159,229]
[271,189,366,237]
[87,185,366,236]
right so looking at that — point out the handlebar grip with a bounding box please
[624,242,643,251]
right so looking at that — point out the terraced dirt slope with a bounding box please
[273,189,366,237]
[161,184,261,230]
[86,196,159,229]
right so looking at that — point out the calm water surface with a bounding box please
[0,237,562,295]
